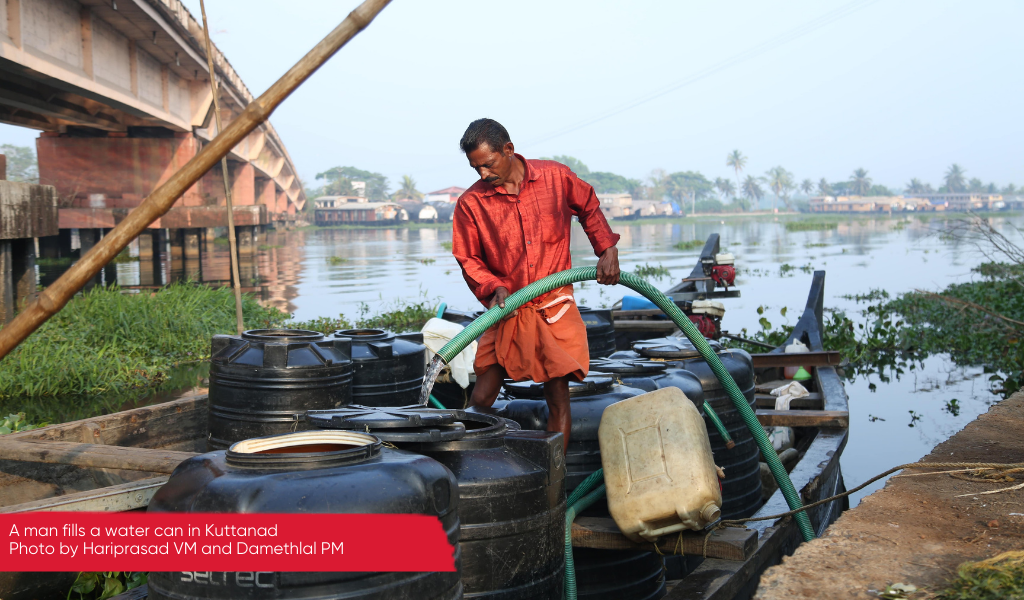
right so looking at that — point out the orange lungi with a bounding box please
[473,285,590,383]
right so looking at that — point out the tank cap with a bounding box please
[503,374,615,398]
[590,358,667,375]
[242,329,323,342]
[633,337,723,359]
[333,328,390,341]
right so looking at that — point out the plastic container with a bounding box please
[589,358,705,404]
[615,337,762,520]
[207,329,353,450]
[331,329,426,407]
[499,375,647,492]
[571,549,666,600]
[578,306,617,358]
[309,407,565,599]
[147,430,462,600]
[599,388,722,542]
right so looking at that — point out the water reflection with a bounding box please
[26,214,1024,508]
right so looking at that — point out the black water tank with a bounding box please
[207,329,353,450]
[331,329,426,407]
[147,430,462,600]
[310,406,565,599]
[578,307,616,359]
[589,358,705,404]
[625,337,762,520]
[572,549,666,600]
[499,375,645,493]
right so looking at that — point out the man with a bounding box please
[452,118,621,449]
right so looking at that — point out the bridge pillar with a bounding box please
[38,235,61,259]
[237,226,256,256]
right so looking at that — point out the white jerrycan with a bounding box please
[598,387,722,542]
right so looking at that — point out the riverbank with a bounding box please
[755,389,1024,599]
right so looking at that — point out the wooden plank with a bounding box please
[751,351,842,368]
[755,380,795,394]
[610,319,675,329]
[756,409,848,428]
[0,477,168,513]
[0,439,197,473]
[571,516,757,561]
[755,393,823,410]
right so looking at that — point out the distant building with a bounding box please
[597,193,632,218]
[631,198,674,217]
[314,196,403,225]
[425,187,467,203]
[903,193,1004,211]
[807,195,934,213]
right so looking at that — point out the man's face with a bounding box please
[467,142,515,188]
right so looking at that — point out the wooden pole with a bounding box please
[0,0,392,360]
[199,0,244,335]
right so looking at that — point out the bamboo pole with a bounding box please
[199,0,244,334]
[0,0,392,361]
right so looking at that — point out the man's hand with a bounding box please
[489,287,510,309]
[596,246,620,285]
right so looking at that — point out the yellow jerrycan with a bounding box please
[598,387,722,542]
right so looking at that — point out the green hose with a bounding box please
[428,394,445,410]
[564,483,607,600]
[433,266,815,543]
[703,400,735,449]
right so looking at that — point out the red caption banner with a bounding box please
[3,513,455,572]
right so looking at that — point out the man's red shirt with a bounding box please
[452,155,620,305]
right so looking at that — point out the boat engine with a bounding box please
[687,300,725,339]
[710,252,736,289]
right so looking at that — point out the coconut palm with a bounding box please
[800,179,814,196]
[968,178,985,193]
[742,175,765,209]
[817,178,832,196]
[392,175,423,200]
[715,177,735,200]
[765,166,794,212]
[726,150,746,196]
[905,178,926,194]
[944,164,967,192]
[849,168,871,196]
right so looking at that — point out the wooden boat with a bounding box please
[0,257,848,600]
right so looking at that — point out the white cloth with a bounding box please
[770,381,809,411]
[421,317,477,389]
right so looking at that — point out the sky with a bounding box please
[2,0,1021,195]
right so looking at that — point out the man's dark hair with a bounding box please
[459,118,511,154]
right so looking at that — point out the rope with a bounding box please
[699,461,1024,553]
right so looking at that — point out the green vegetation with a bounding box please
[674,240,705,251]
[37,257,73,267]
[633,263,671,280]
[440,241,453,251]
[418,258,436,265]
[68,571,147,600]
[784,220,839,232]
[935,551,1024,600]
[0,412,47,434]
[110,248,137,264]
[327,256,348,265]
[0,144,38,183]
[0,284,283,403]
[313,166,390,200]
[285,315,353,335]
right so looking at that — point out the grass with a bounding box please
[673,240,705,251]
[784,220,839,232]
[936,551,1024,599]
[0,283,285,403]
[633,263,671,280]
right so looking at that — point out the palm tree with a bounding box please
[714,177,735,200]
[968,178,985,193]
[1003,183,1017,195]
[905,178,926,194]
[726,150,746,196]
[944,164,967,192]
[800,179,814,197]
[765,166,794,212]
[817,178,832,197]
[849,168,872,196]
[392,175,423,200]
[742,175,765,209]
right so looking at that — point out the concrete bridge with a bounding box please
[0,0,305,233]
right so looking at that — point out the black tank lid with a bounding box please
[503,374,615,398]
[632,336,723,359]
[307,406,519,443]
[590,358,668,374]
